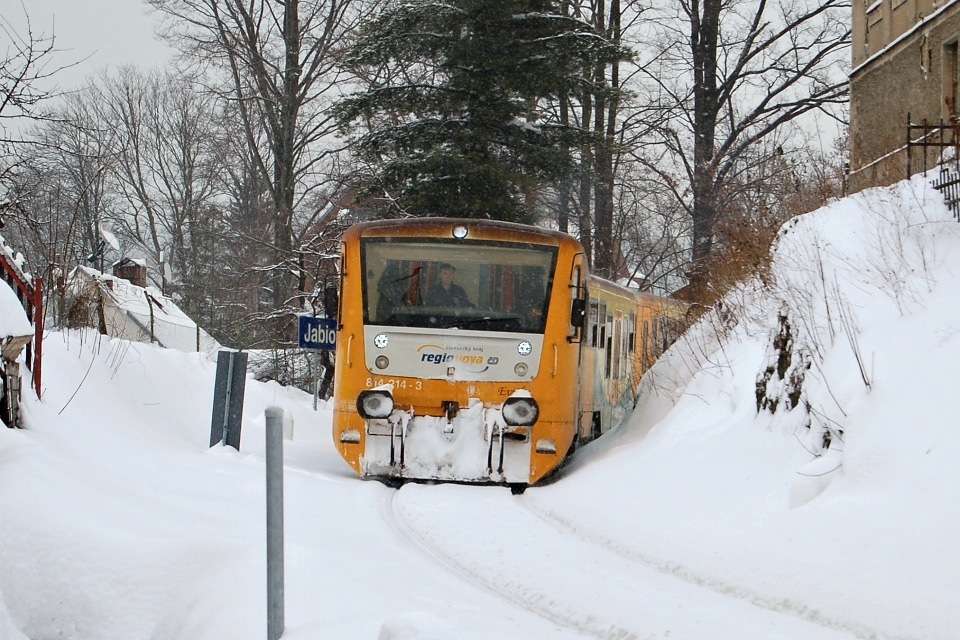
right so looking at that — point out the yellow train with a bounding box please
[330,218,686,488]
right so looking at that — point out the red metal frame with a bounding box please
[0,254,42,397]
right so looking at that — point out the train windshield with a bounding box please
[361,238,558,333]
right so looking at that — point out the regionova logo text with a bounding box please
[416,344,497,372]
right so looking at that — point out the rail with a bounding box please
[0,252,43,396]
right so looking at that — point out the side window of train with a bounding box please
[612,315,622,380]
[598,303,608,348]
[588,299,599,347]
[623,315,629,378]
[642,320,651,371]
[604,312,613,379]
[569,265,586,341]
[653,318,662,351]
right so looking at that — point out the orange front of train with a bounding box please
[331,218,587,487]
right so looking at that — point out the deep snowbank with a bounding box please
[536,174,960,639]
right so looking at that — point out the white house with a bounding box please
[66,263,220,355]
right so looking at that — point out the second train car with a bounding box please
[329,218,685,488]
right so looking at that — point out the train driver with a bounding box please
[425,263,473,307]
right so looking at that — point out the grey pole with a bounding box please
[265,406,285,640]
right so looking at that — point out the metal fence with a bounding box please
[905,114,960,220]
[905,113,960,177]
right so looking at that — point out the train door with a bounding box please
[579,296,601,441]
[568,257,588,448]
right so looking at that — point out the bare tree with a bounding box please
[2,88,117,326]
[96,68,224,309]
[536,0,646,277]
[0,11,60,136]
[637,0,849,300]
[0,7,75,214]
[613,162,691,294]
[147,0,370,338]
[44,93,117,269]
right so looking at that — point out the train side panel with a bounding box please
[576,280,687,441]
[577,278,641,440]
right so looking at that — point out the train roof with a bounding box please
[345,217,583,249]
[588,273,691,315]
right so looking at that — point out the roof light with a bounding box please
[452,225,469,239]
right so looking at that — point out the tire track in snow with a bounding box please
[519,495,901,640]
[388,484,864,640]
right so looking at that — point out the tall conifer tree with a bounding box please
[337,0,629,222]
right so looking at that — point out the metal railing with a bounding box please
[905,113,960,220]
[932,167,960,220]
[905,113,960,177]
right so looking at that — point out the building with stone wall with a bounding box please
[849,0,960,192]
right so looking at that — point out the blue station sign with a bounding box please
[298,316,337,351]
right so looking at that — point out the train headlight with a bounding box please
[452,224,469,239]
[502,397,539,426]
[517,340,532,356]
[374,333,389,348]
[514,362,528,376]
[357,390,394,419]
[375,355,390,370]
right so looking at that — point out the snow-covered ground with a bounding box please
[1,174,958,639]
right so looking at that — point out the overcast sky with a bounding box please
[1,0,172,88]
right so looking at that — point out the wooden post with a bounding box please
[32,277,42,397]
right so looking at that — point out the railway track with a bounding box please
[385,483,873,640]
[518,496,894,639]
[383,486,631,640]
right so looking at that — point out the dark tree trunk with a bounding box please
[579,92,593,266]
[688,0,722,298]
[558,94,570,234]
[272,0,301,340]
[592,0,622,281]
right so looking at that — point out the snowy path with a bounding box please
[390,483,864,640]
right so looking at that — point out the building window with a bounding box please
[944,40,959,120]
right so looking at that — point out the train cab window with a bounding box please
[360,238,558,333]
